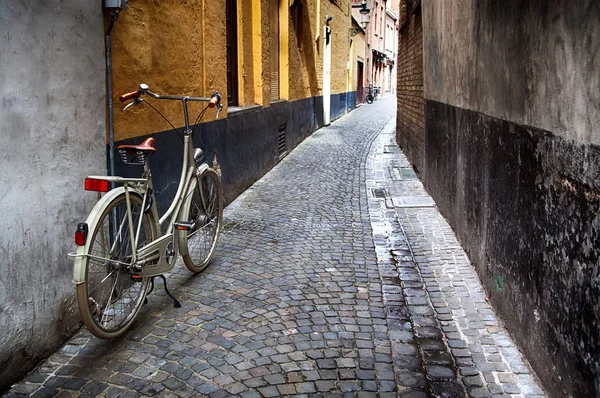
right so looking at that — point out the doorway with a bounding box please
[357,60,364,104]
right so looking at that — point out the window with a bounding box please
[269,0,280,101]
[226,0,238,106]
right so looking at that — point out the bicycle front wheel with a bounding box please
[181,168,223,273]
[76,193,157,339]
[366,95,374,104]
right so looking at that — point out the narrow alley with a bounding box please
[6,97,545,398]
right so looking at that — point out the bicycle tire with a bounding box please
[76,193,156,339]
[181,168,223,273]
[366,95,373,104]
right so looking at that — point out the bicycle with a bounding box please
[366,84,377,104]
[69,84,224,339]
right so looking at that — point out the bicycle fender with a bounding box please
[72,187,143,284]
[176,165,210,257]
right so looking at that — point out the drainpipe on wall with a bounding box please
[105,21,116,178]
[103,1,128,178]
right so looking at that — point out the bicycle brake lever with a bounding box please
[122,98,144,112]
[215,104,222,119]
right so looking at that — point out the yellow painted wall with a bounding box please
[237,0,257,107]
[287,0,353,100]
[109,0,357,141]
[324,0,352,94]
[288,0,320,100]
[110,0,226,141]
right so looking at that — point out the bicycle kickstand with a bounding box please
[145,274,182,308]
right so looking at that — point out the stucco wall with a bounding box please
[0,1,106,390]
[423,0,600,145]
[325,1,352,95]
[111,0,227,141]
[288,0,321,100]
[418,1,600,396]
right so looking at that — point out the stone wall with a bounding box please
[396,0,600,395]
[0,1,106,391]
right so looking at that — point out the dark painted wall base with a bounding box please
[111,92,355,215]
[422,100,600,397]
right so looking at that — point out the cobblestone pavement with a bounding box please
[365,120,545,398]
[6,96,545,397]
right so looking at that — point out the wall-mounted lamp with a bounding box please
[348,2,370,37]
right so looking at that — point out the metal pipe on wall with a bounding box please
[105,22,115,178]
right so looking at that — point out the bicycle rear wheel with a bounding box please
[76,193,156,339]
[181,168,223,273]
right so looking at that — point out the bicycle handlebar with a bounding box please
[208,93,221,108]
[119,91,140,102]
[119,84,221,106]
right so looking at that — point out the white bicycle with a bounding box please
[70,84,223,339]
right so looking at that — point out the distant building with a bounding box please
[361,0,398,98]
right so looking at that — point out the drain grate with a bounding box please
[391,196,436,208]
[371,188,388,199]
[278,122,287,160]
[384,145,402,154]
[392,167,419,181]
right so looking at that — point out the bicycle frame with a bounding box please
[72,89,217,284]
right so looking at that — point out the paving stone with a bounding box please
[425,365,456,380]
[502,383,521,394]
[396,372,427,389]
[258,386,280,397]
[196,382,220,394]
[463,375,484,387]
[339,380,361,392]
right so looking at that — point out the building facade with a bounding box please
[111,0,365,209]
[0,0,367,390]
[360,0,398,98]
[396,1,600,396]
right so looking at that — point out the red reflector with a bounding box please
[75,231,86,246]
[75,223,88,246]
[85,178,109,192]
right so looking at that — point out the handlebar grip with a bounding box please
[208,92,221,108]
[119,91,140,102]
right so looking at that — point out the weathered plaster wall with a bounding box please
[423,0,600,145]
[419,1,600,396]
[111,0,227,141]
[237,0,258,107]
[325,1,352,95]
[0,1,106,391]
[288,0,321,100]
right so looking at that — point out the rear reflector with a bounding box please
[75,223,88,246]
[85,178,110,192]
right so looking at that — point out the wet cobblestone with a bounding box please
[5,97,545,397]
[366,120,546,397]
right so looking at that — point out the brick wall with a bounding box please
[396,8,424,174]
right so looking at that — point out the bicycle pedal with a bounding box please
[174,221,195,231]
